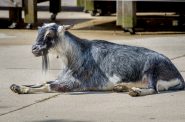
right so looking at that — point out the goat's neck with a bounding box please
[57,31,83,68]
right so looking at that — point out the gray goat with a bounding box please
[10,23,185,97]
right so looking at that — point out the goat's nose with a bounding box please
[32,45,39,51]
[32,45,36,50]
[32,45,41,54]
[32,45,42,56]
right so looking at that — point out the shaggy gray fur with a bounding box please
[32,23,185,92]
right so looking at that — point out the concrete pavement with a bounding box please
[0,29,185,122]
[0,10,185,122]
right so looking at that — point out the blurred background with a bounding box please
[0,0,185,34]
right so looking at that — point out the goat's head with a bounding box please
[32,23,72,57]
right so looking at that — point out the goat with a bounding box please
[10,23,185,97]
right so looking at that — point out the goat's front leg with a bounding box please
[10,81,56,94]
[10,80,80,94]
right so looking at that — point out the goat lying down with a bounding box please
[10,23,185,97]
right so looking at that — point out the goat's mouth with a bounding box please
[32,51,43,57]
[33,51,48,57]
[32,45,49,72]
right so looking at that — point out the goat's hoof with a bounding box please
[10,84,29,94]
[128,87,141,97]
[10,84,22,94]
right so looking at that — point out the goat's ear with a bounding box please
[57,25,74,33]
[57,25,64,33]
[63,24,74,30]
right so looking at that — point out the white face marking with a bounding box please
[157,78,181,92]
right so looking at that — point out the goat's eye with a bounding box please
[45,37,53,47]
[46,35,51,40]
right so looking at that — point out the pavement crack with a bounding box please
[0,93,61,117]
[180,70,185,73]
[6,67,61,70]
[170,54,185,61]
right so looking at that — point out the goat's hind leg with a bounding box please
[129,87,156,97]
[128,74,157,97]
[10,81,55,94]
[113,82,156,97]
[128,78,184,96]
[113,81,151,94]
[110,81,156,97]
